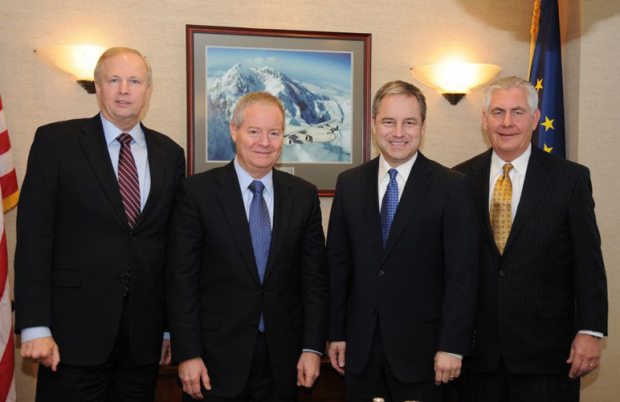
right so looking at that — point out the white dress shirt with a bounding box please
[377,153,417,210]
[488,144,530,220]
[234,158,274,227]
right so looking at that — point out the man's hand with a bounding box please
[567,333,602,379]
[434,351,461,385]
[21,336,60,372]
[159,339,171,365]
[327,341,346,375]
[178,357,211,400]
[296,351,321,388]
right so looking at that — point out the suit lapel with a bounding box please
[136,126,164,229]
[468,150,496,253]
[381,153,432,261]
[78,115,127,228]
[504,147,553,254]
[361,158,384,258]
[263,170,292,284]
[216,163,262,285]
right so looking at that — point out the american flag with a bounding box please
[0,93,18,402]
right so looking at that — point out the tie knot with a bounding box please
[502,163,513,177]
[388,168,398,181]
[117,133,133,145]
[249,180,265,194]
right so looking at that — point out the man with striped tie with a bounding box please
[326,80,479,402]
[15,47,185,401]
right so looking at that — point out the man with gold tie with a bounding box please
[454,76,608,402]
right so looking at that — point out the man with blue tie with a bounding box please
[326,80,479,402]
[15,47,185,401]
[167,92,329,401]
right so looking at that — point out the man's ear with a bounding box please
[532,108,542,129]
[229,123,238,143]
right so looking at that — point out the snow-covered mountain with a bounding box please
[207,63,351,163]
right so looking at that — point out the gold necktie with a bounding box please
[490,163,513,254]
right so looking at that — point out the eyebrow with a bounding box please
[381,117,419,121]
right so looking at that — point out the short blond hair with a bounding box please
[230,92,285,130]
[94,47,152,86]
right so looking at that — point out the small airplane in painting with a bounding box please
[284,119,340,145]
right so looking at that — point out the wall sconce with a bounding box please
[35,45,105,94]
[410,62,501,105]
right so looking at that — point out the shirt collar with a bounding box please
[491,144,531,178]
[378,152,417,183]
[234,158,274,195]
[100,114,146,148]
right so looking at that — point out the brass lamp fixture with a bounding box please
[35,45,105,93]
[411,62,501,105]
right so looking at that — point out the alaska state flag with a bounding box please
[528,0,565,157]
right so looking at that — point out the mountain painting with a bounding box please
[205,46,353,164]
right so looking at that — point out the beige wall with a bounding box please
[1,0,618,399]
[571,0,620,399]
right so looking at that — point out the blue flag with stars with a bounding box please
[528,0,565,157]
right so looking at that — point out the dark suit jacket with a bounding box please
[454,146,608,375]
[14,114,185,366]
[327,153,479,383]
[166,162,328,397]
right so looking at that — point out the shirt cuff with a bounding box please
[302,348,323,356]
[20,327,52,343]
[578,330,604,338]
[163,331,170,340]
[441,351,463,359]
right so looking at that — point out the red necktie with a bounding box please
[117,133,141,229]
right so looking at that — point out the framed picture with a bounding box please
[186,25,371,196]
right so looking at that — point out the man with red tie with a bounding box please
[15,47,185,401]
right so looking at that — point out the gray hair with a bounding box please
[483,76,538,114]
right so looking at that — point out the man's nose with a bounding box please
[502,113,513,127]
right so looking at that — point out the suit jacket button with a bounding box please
[499,270,505,277]
[378,270,385,277]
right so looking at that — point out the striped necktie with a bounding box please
[117,133,141,229]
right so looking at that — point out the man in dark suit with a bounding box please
[14,47,185,401]
[326,80,479,402]
[167,92,329,401]
[454,76,608,402]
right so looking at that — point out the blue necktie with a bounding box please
[380,169,399,248]
[248,180,271,331]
